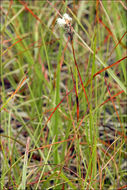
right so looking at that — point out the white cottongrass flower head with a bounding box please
[57,13,73,40]
[57,13,72,27]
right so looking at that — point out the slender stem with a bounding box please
[71,39,90,110]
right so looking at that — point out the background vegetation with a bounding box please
[1,0,127,189]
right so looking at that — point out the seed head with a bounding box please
[57,13,73,40]
[57,13,72,27]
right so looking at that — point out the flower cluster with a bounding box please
[57,13,72,27]
[57,13,73,40]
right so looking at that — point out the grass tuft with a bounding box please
[1,1,126,189]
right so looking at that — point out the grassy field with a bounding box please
[0,0,127,189]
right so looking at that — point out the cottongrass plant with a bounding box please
[57,13,89,114]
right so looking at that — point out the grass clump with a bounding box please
[1,0,127,189]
